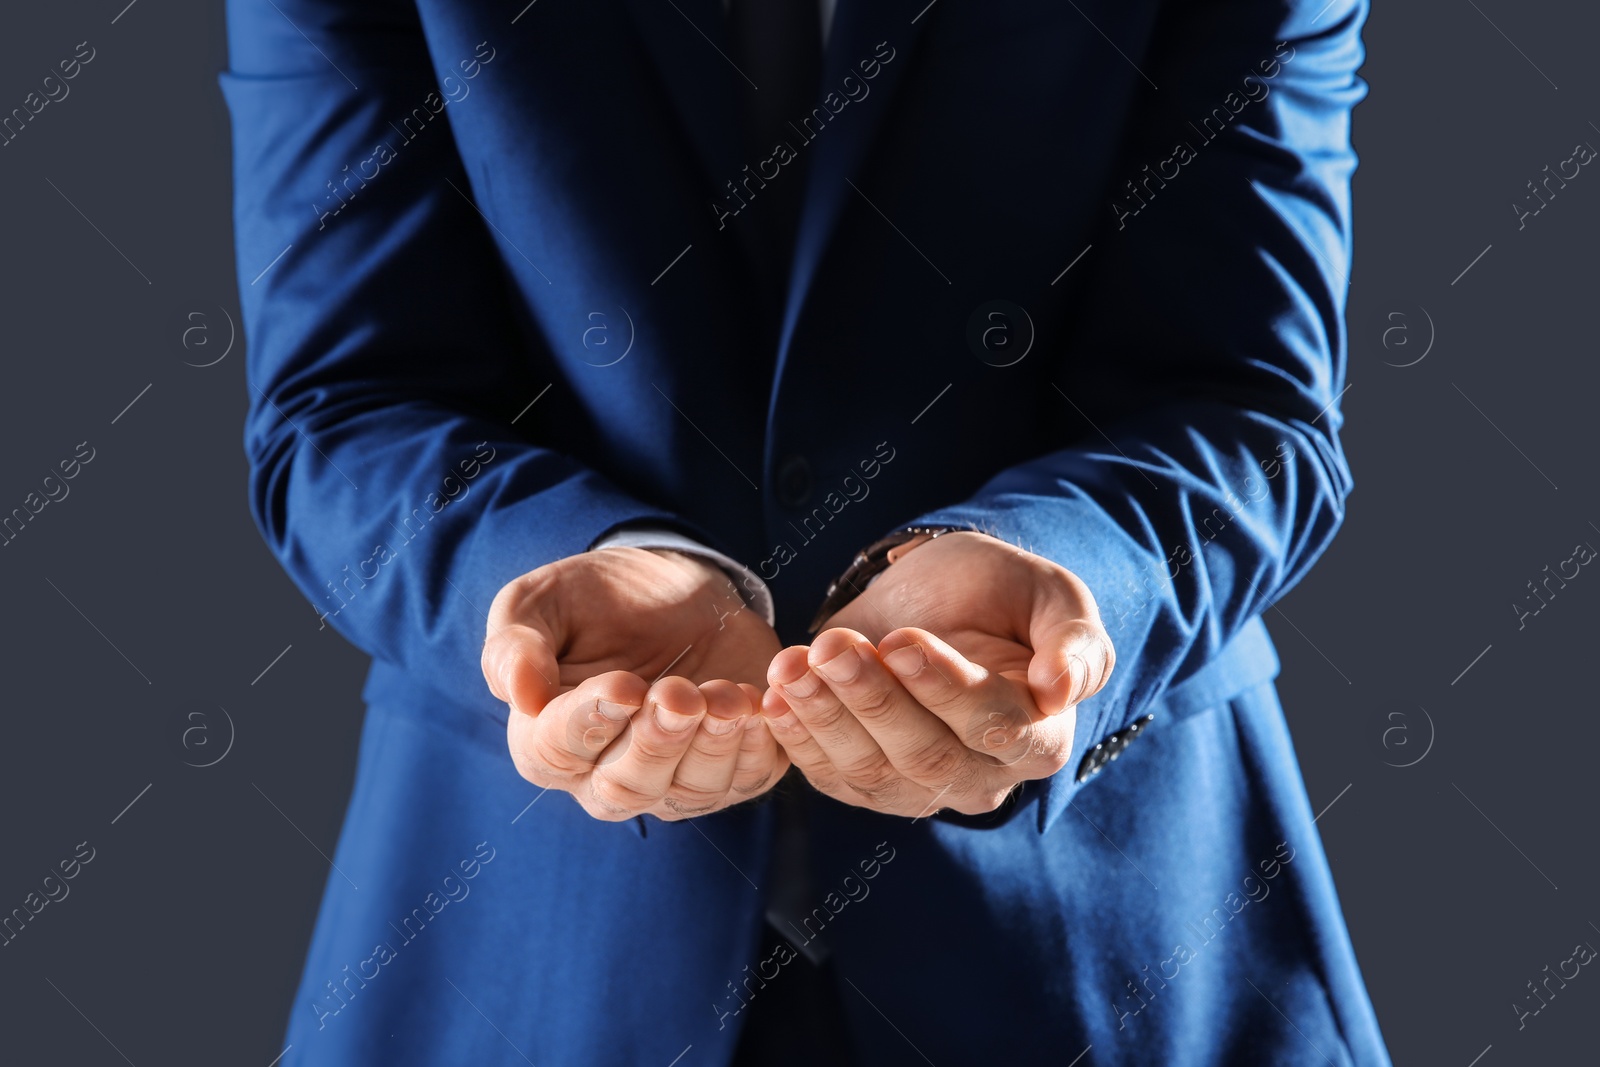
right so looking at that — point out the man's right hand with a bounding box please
[482,546,789,821]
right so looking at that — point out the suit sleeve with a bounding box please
[907,0,1369,807]
[222,0,690,699]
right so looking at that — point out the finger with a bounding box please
[664,680,752,815]
[760,686,842,796]
[806,628,979,798]
[770,636,906,807]
[543,670,650,767]
[729,713,787,797]
[816,581,893,645]
[482,621,562,715]
[1024,579,1113,713]
[588,676,706,817]
[507,670,646,785]
[878,627,1068,778]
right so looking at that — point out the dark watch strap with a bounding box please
[808,525,965,633]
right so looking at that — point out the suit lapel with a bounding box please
[619,0,935,368]
[620,0,743,189]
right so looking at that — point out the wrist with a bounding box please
[809,525,968,634]
[590,526,775,627]
[647,546,736,585]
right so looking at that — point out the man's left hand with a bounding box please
[761,531,1114,818]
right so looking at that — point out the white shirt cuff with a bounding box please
[592,527,776,628]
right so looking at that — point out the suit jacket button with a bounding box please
[776,455,813,508]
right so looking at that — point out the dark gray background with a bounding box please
[1,2,1594,1064]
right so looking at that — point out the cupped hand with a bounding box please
[482,547,789,821]
[761,531,1114,817]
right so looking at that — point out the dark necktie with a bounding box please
[728,0,822,309]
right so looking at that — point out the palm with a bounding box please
[826,535,1038,681]
[542,547,780,690]
[486,545,790,823]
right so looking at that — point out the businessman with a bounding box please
[225,0,1390,1063]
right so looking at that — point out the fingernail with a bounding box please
[767,710,802,732]
[1067,652,1090,705]
[814,646,863,683]
[499,661,516,698]
[883,644,925,677]
[596,700,635,721]
[701,713,746,736]
[781,671,822,699]
[654,701,701,733]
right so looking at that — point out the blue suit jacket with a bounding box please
[224,0,1389,1063]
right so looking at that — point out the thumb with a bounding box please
[483,573,564,715]
[482,623,562,716]
[1025,586,1114,717]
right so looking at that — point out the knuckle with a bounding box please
[579,798,635,823]
[626,730,685,767]
[560,708,615,757]
[506,736,560,786]
[846,684,899,720]
[839,748,890,781]
[967,703,1026,753]
[798,765,839,794]
[1034,735,1073,777]
[662,787,724,816]
[906,668,962,710]
[842,760,903,804]
[848,780,901,807]
[588,772,656,816]
[794,764,836,794]
[488,573,541,628]
[1005,730,1070,782]
[1058,618,1102,649]
[902,737,971,787]
[944,763,989,809]
[510,755,554,789]
[485,582,519,628]
[951,784,1014,816]
[796,696,851,734]
[730,770,775,797]
[532,734,594,779]
[804,720,858,756]
[665,767,726,805]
